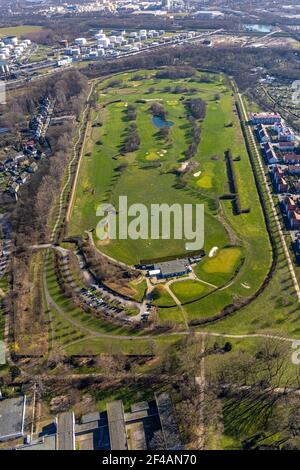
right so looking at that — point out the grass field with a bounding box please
[67,69,271,321]
[0,25,42,37]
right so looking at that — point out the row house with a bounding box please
[257,124,270,143]
[282,195,297,213]
[289,210,300,229]
[282,196,300,229]
[282,153,300,164]
[276,141,296,152]
[287,165,300,175]
[273,121,295,141]
[263,142,279,164]
[270,165,289,193]
[293,181,300,194]
[251,112,282,125]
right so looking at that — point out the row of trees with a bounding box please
[123,122,140,153]
[184,121,202,160]
[84,43,300,91]
[127,104,137,121]
[149,102,168,120]
[186,98,206,120]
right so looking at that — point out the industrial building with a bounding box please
[56,411,75,450]
[155,392,182,450]
[148,258,191,279]
[106,400,127,450]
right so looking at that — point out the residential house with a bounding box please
[28,162,38,173]
[17,172,28,185]
[9,181,19,199]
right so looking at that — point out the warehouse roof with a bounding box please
[56,411,75,450]
[0,396,26,441]
[154,259,189,277]
[106,401,127,450]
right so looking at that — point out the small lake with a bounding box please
[244,24,273,33]
[152,116,174,129]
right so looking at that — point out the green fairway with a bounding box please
[67,69,272,320]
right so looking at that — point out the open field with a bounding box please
[0,25,43,37]
[67,69,272,321]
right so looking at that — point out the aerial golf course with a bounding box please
[66,68,274,327]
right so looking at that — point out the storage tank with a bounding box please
[95,33,106,40]
[97,38,110,48]
[0,48,10,54]
[89,50,98,58]
[71,47,81,55]
[4,36,18,46]
[75,37,87,46]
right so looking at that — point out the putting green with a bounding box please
[197,174,213,189]
[202,247,241,274]
[145,151,160,160]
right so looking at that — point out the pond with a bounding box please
[152,116,174,129]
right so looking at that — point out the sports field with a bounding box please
[68,69,272,321]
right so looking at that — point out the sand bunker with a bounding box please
[208,246,219,258]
